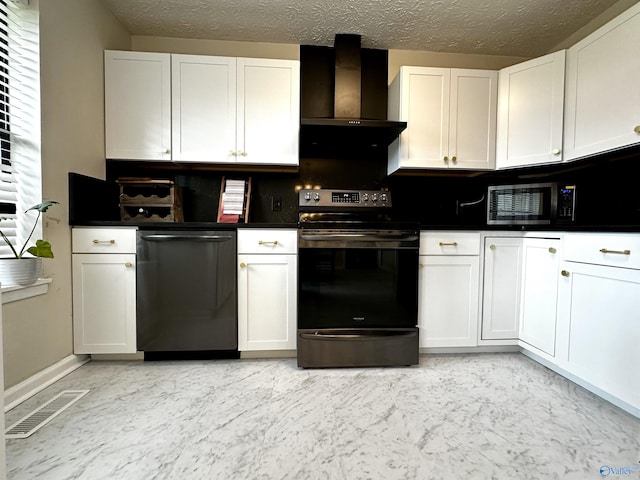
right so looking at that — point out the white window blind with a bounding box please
[0,0,41,258]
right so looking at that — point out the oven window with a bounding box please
[298,248,418,329]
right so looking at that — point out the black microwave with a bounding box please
[487,182,576,225]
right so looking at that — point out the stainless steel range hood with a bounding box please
[300,34,406,150]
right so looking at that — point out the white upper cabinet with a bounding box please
[105,51,300,166]
[564,2,640,161]
[496,50,565,169]
[105,51,171,161]
[388,66,497,173]
[236,58,300,166]
[171,54,237,163]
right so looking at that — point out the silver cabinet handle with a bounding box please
[258,240,278,246]
[439,242,458,247]
[599,248,631,255]
[93,239,115,244]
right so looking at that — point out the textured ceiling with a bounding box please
[100,0,624,57]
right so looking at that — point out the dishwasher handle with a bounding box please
[139,234,234,242]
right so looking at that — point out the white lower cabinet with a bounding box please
[481,237,523,341]
[556,233,640,411]
[558,261,640,410]
[72,228,137,354]
[518,237,561,357]
[237,229,297,351]
[418,232,480,348]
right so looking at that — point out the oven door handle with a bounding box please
[299,332,417,341]
[299,233,418,243]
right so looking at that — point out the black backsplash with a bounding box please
[69,143,640,227]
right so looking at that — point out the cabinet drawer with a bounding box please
[72,227,137,254]
[420,232,480,255]
[238,229,297,254]
[564,233,640,269]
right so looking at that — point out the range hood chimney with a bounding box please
[299,34,407,152]
[334,34,362,119]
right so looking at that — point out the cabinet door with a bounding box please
[496,51,565,168]
[419,255,479,347]
[481,237,523,340]
[236,58,300,166]
[171,55,237,163]
[558,262,640,410]
[564,2,640,161]
[389,67,451,170]
[238,254,297,351]
[72,254,136,354]
[105,50,171,161]
[519,238,560,356]
[448,69,497,170]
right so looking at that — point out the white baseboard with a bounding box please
[4,354,90,412]
[420,345,520,355]
[240,350,297,359]
[520,349,640,419]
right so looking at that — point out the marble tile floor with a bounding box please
[5,353,640,480]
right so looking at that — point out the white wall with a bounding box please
[2,0,130,389]
[132,36,299,60]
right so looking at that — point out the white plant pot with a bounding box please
[0,258,43,286]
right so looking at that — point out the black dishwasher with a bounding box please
[136,229,238,358]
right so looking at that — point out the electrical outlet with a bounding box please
[271,196,283,212]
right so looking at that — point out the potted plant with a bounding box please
[0,200,58,286]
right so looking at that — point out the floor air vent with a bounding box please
[5,390,90,439]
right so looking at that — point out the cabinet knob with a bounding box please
[489,244,496,250]
[634,125,640,134]
[164,148,171,154]
[419,263,424,268]
[548,247,557,254]
[552,148,561,155]
[561,270,570,277]
[125,262,133,268]
[229,150,237,156]
[443,156,449,163]
[239,262,247,268]
[238,150,248,157]
[451,156,457,163]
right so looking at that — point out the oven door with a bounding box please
[298,229,419,329]
[297,229,419,367]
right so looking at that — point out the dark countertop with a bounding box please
[71,220,640,233]
[70,220,299,229]
[419,224,640,233]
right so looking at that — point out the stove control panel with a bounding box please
[299,189,392,208]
